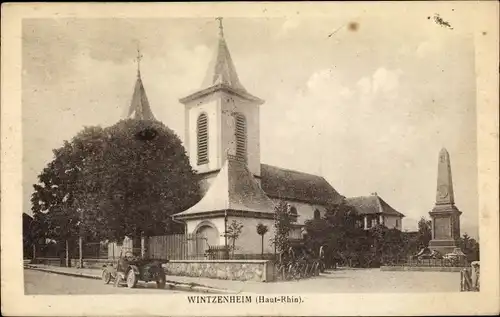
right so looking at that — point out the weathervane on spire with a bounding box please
[216,17,224,37]
[135,44,143,77]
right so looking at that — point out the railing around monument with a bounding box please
[392,257,469,268]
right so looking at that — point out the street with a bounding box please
[24,268,462,294]
[245,269,462,293]
[24,269,189,295]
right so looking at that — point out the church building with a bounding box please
[126,19,405,256]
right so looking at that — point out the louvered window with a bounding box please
[197,113,209,165]
[234,113,247,161]
[289,206,298,222]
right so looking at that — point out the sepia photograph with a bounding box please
[2,2,499,316]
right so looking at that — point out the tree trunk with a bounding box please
[65,240,70,267]
[261,235,264,257]
[32,244,36,261]
[78,236,83,268]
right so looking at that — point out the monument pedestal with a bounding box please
[428,240,458,255]
[428,204,462,255]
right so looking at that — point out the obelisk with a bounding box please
[428,148,462,254]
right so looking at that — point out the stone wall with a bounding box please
[163,260,275,282]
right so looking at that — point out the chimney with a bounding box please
[371,192,378,196]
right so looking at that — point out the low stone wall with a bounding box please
[380,265,464,272]
[163,260,275,282]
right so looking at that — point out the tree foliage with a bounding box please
[458,233,480,262]
[256,223,269,256]
[304,200,367,266]
[31,119,200,243]
[304,201,430,267]
[226,220,244,256]
[417,217,432,248]
[271,201,293,254]
[256,223,269,236]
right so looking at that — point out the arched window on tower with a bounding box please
[234,113,247,161]
[197,113,209,165]
[314,209,321,220]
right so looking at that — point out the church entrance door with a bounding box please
[195,223,219,256]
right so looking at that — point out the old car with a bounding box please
[102,248,167,289]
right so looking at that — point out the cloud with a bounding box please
[305,68,354,99]
[357,67,402,96]
[416,40,442,59]
[276,18,303,38]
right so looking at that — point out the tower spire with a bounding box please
[216,17,224,38]
[126,48,156,121]
[195,17,247,92]
[136,44,143,78]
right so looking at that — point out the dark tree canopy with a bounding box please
[31,119,200,243]
[417,217,432,248]
[305,201,415,267]
[304,200,364,257]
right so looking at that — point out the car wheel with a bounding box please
[126,270,138,288]
[156,270,166,289]
[102,269,112,284]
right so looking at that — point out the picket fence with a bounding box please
[147,233,209,260]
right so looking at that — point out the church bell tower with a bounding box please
[428,148,462,254]
[180,18,264,191]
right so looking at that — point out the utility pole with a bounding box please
[224,210,228,259]
[78,208,83,268]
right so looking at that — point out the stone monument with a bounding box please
[428,148,462,255]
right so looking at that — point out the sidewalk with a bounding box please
[25,264,242,294]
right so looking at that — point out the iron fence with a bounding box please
[392,257,469,268]
[83,242,108,259]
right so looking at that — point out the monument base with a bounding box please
[429,239,459,255]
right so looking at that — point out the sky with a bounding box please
[22,12,479,237]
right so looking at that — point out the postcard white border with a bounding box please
[1,2,498,316]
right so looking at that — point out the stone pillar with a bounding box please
[379,215,384,225]
[471,261,480,291]
[141,235,147,259]
[363,216,368,230]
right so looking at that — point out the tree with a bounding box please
[226,220,244,257]
[31,119,200,248]
[458,233,480,262]
[271,201,293,254]
[305,200,365,267]
[417,217,432,248]
[23,213,34,259]
[256,223,269,257]
[30,129,102,264]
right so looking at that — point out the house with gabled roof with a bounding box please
[346,193,405,230]
[126,18,404,256]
